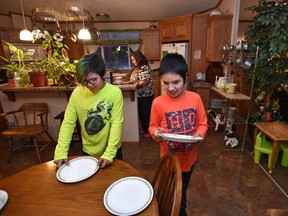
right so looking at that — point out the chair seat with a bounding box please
[2,124,48,137]
[254,141,274,154]
[1,102,54,163]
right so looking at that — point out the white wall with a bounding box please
[1,90,139,143]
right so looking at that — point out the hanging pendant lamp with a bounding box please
[19,0,33,41]
[78,0,91,40]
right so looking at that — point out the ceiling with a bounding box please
[0,0,222,22]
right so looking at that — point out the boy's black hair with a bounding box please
[159,53,188,83]
[76,52,106,84]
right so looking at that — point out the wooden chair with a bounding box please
[1,102,54,163]
[151,152,182,216]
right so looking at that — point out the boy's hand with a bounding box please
[154,127,164,142]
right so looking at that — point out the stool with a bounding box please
[254,132,279,169]
[280,143,288,167]
[54,111,82,145]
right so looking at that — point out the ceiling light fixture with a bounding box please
[96,13,110,21]
[19,0,33,41]
[78,0,91,40]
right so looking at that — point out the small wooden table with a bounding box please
[254,121,288,174]
[0,157,159,215]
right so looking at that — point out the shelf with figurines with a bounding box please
[207,106,246,152]
[207,42,257,154]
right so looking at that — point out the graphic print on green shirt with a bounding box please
[85,100,112,135]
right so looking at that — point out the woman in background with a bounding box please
[129,50,154,138]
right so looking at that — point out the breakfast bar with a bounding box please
[0,83,139,143]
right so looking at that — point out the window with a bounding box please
[96,45,133,69]
[85,29,141,69]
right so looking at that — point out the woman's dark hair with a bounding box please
[76,52,106,84]
[159,53,188,83]
[130,50,148,68]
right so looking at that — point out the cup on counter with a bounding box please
[114,77,123,85]
[224,83,237,93]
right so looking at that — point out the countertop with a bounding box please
[0,82,137,91]
[0,83,138,101]
[192,82,212,89]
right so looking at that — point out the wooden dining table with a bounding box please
[0,156,159,215]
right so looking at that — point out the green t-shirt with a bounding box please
[54,82,124,162]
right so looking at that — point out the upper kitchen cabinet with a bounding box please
[141,28,160,60]
[206,15,232,62]
[159,14,192,43]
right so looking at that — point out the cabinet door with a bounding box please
[159,14,192,43]
[193,86,210,111]
[173,19,191,41]
[141,29,160,60]
[152,76,161,99]
[160,23,174,41]
[206,16,232,62]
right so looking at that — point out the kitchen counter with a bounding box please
[0,83,139,143]
[0,83,137,101]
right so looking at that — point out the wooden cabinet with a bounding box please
[141,29,160,60]
[152,70,161,99]
[190,14,210,83]
[159,14,192,43]
[192,82,211,111]
[206,15,232,62]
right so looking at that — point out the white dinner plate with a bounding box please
[159,133,203,143]
[103,176,153,216]
[56,156,99,183]
[0,190,8,210]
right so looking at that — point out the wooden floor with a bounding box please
[1,127,288,215]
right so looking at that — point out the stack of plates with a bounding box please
[158,133,203,143]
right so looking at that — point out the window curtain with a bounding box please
[85,29,142,45]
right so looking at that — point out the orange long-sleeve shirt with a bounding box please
[149,90,208,172]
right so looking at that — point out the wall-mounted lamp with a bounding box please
[19,0,33,41]
[78,0,91,40]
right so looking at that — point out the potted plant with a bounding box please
[32,33,77,87]
[0,41,30,87]
[245,0,288,123]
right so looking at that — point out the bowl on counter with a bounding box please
[114,77,123,85]
[224,83,237,93]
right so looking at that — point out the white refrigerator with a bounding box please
[161,43,189,93]
[161,43,189,63]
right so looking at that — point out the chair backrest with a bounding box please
[19,103,49,126]
[256,132,265,147]
[151,152,182,216]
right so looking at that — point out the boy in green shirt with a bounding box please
[54,52,124,169]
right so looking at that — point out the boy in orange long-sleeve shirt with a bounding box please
[149,53,208,216]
